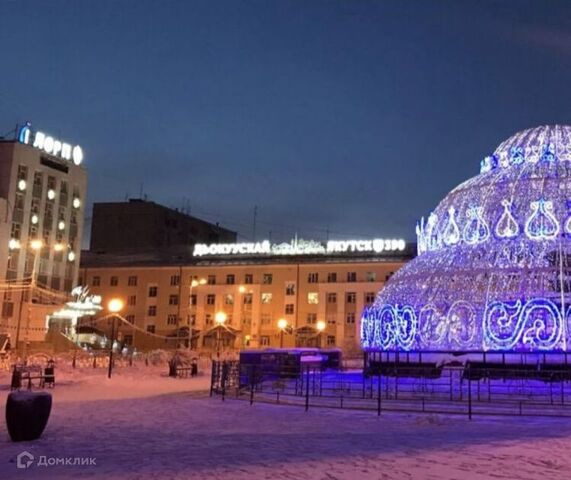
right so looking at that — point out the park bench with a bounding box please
[11,362,56,390]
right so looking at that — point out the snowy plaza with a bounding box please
[2,363,571,480]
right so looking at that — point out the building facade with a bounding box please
[90,199,237,254]
[0,123,87,342]
[79,239,414,354]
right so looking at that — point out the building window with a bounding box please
[110,276,118,286]
[327,293,337,303]
[148,286,158,297]
[225,294,234,305]
[385,272,394,281]
[346,313,356,324]
[307,273,319,283]
[307,292,319,304]
[169,294,179,306]
[167,314,178,325]
[190,314,196,326]
[366,272,376,282]
[327,272,337,283]
[243,293,253,305]
[128,276,138,286]
[262,273,273,285]
[207,275,216,285]
[365,292,376,304]
[346,292,356,304]
[146,325,155,333]
[261,313,271,325]
[260,336,270,346]
[190,294,197,306]
[347,272,357,282]
[261,293,272,304]
[128,295,137,306]
[285,283,295,295]
[226,274,235,285]
[205,314,212,325]
[285,304,294,315]
[244,274,253,284]
[170,275,180,286]
[148,306,157,316]
[126,314,135,324]
[206,294,216,305]
[327,315,336,325]
[92,276,100,286]
[327,335,336,346]
[307,313,317,324]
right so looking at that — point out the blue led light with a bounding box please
[363,125,571,353]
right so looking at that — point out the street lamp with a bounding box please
[277,318,288,349]
[316,320,326,349]
[215,311,227,357]
[107,298,124,379]
[188,278,206,350]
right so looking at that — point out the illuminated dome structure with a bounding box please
[362,125,571,353]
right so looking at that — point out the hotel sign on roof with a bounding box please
[192,238,407,257]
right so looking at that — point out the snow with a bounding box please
[1,364,571,479]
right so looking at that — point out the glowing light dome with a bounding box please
[362,125,571,353]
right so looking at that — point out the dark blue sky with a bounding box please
[2,0,571,243]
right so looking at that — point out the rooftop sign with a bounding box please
[193,238,406,257]
[18,122,84,165]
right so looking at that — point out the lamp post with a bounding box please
[188,278,206,350]
[107,298,124,379]
[316,320,326,349]
[277,318,288,349]
[238,285,247,348]
[214,311,227,358]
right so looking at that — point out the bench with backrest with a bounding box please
[463,361,539,381]
[10,363,56,390]
[366,361,442,379]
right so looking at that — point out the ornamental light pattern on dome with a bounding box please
[362,125,571,353]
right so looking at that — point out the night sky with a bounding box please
[2,0,571,244]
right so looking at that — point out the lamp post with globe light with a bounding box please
[277,318,288,348]
[316,320,326,349]
[107,298,124,379]
[214,311,227,358]
[188,278,206,350]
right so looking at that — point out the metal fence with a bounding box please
[210,360,571,419]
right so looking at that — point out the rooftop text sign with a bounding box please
[18,122,84,165]
[193,238,406,257]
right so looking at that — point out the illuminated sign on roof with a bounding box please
[18,122,84,165]
[192,238,406,257]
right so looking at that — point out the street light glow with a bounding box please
[30,239,44,251]
[277,318,288,330]
[316,320,326,332]
[17,179,26,191]
[8,238,21,250]
[238,285,246,293]
[108,298,124,313]
[215,311,227,325]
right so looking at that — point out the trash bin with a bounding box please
[191,359,198,377]
[6,391,52,441]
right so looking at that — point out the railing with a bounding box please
[211,360,571,419]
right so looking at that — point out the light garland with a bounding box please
[364,125,571,352]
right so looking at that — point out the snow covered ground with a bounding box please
[1,365,571,479]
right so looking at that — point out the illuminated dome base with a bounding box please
[362,125,571,353]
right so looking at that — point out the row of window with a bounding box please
[91,271,394,288]
[120,290,375,309]
[112,311,357,329]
